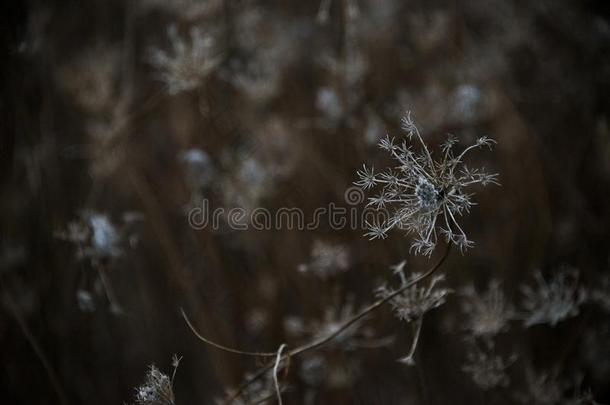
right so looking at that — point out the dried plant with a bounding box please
[297,239,351,279]
[134,355,181,405]
[521,268,587,327]
[376,260,451,323]
[355,111,498,255]
[8,2,610,405]
[375,260,451,364]
[149,25,221,95]
[461,279,514,338]
[462,342,515,390]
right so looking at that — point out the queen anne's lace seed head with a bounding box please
[462,343,515,391]
[355,111,498,255]
[461,279,514,338]
[149,25,221,95]
[376,261,452,322]
[297,240,350,279]
[135,365,175,405]
[520,267,587,327]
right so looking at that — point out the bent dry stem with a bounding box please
[182,244,452,404]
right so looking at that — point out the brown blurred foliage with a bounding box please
[1,0,609,404]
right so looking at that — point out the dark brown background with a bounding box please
[1,0,609,404]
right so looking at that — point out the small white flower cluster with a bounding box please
[355,111,498,255]
[150,25,221,95]
[520,268,587,327]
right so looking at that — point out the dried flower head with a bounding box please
[376,260,452,323]
[461,279,514,337]
[149,25,221,94]
[134,365,175,405]
[355,111,498,255]
[521,268,587,327]
[297,239,351,279]
[462,343,515,390]
[375,261,451,365]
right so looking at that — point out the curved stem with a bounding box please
[181,308,278,357]
[220,244,452,404]
[273,344,287,405]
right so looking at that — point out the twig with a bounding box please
[273,344,287,405]
[218,244,452,404]
[182,308,277,357]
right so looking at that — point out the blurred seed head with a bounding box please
[520,267,587,327]
[134,365,175,405]
[376,260,452,322]
[298,240,351,279]
[461,279,514,337]
[462,343,515,391]
[149,25,221,95]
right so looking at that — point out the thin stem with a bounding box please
[273,344,287,405]
[219,244,452,404]
[181,309,278,357]
[398,317,423,365]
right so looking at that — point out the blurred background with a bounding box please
[1,0,610,404]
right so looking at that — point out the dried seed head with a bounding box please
[520,267,587,327]
[135,365,175,405]
[355,111,498,255]
[461,280,514,337]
